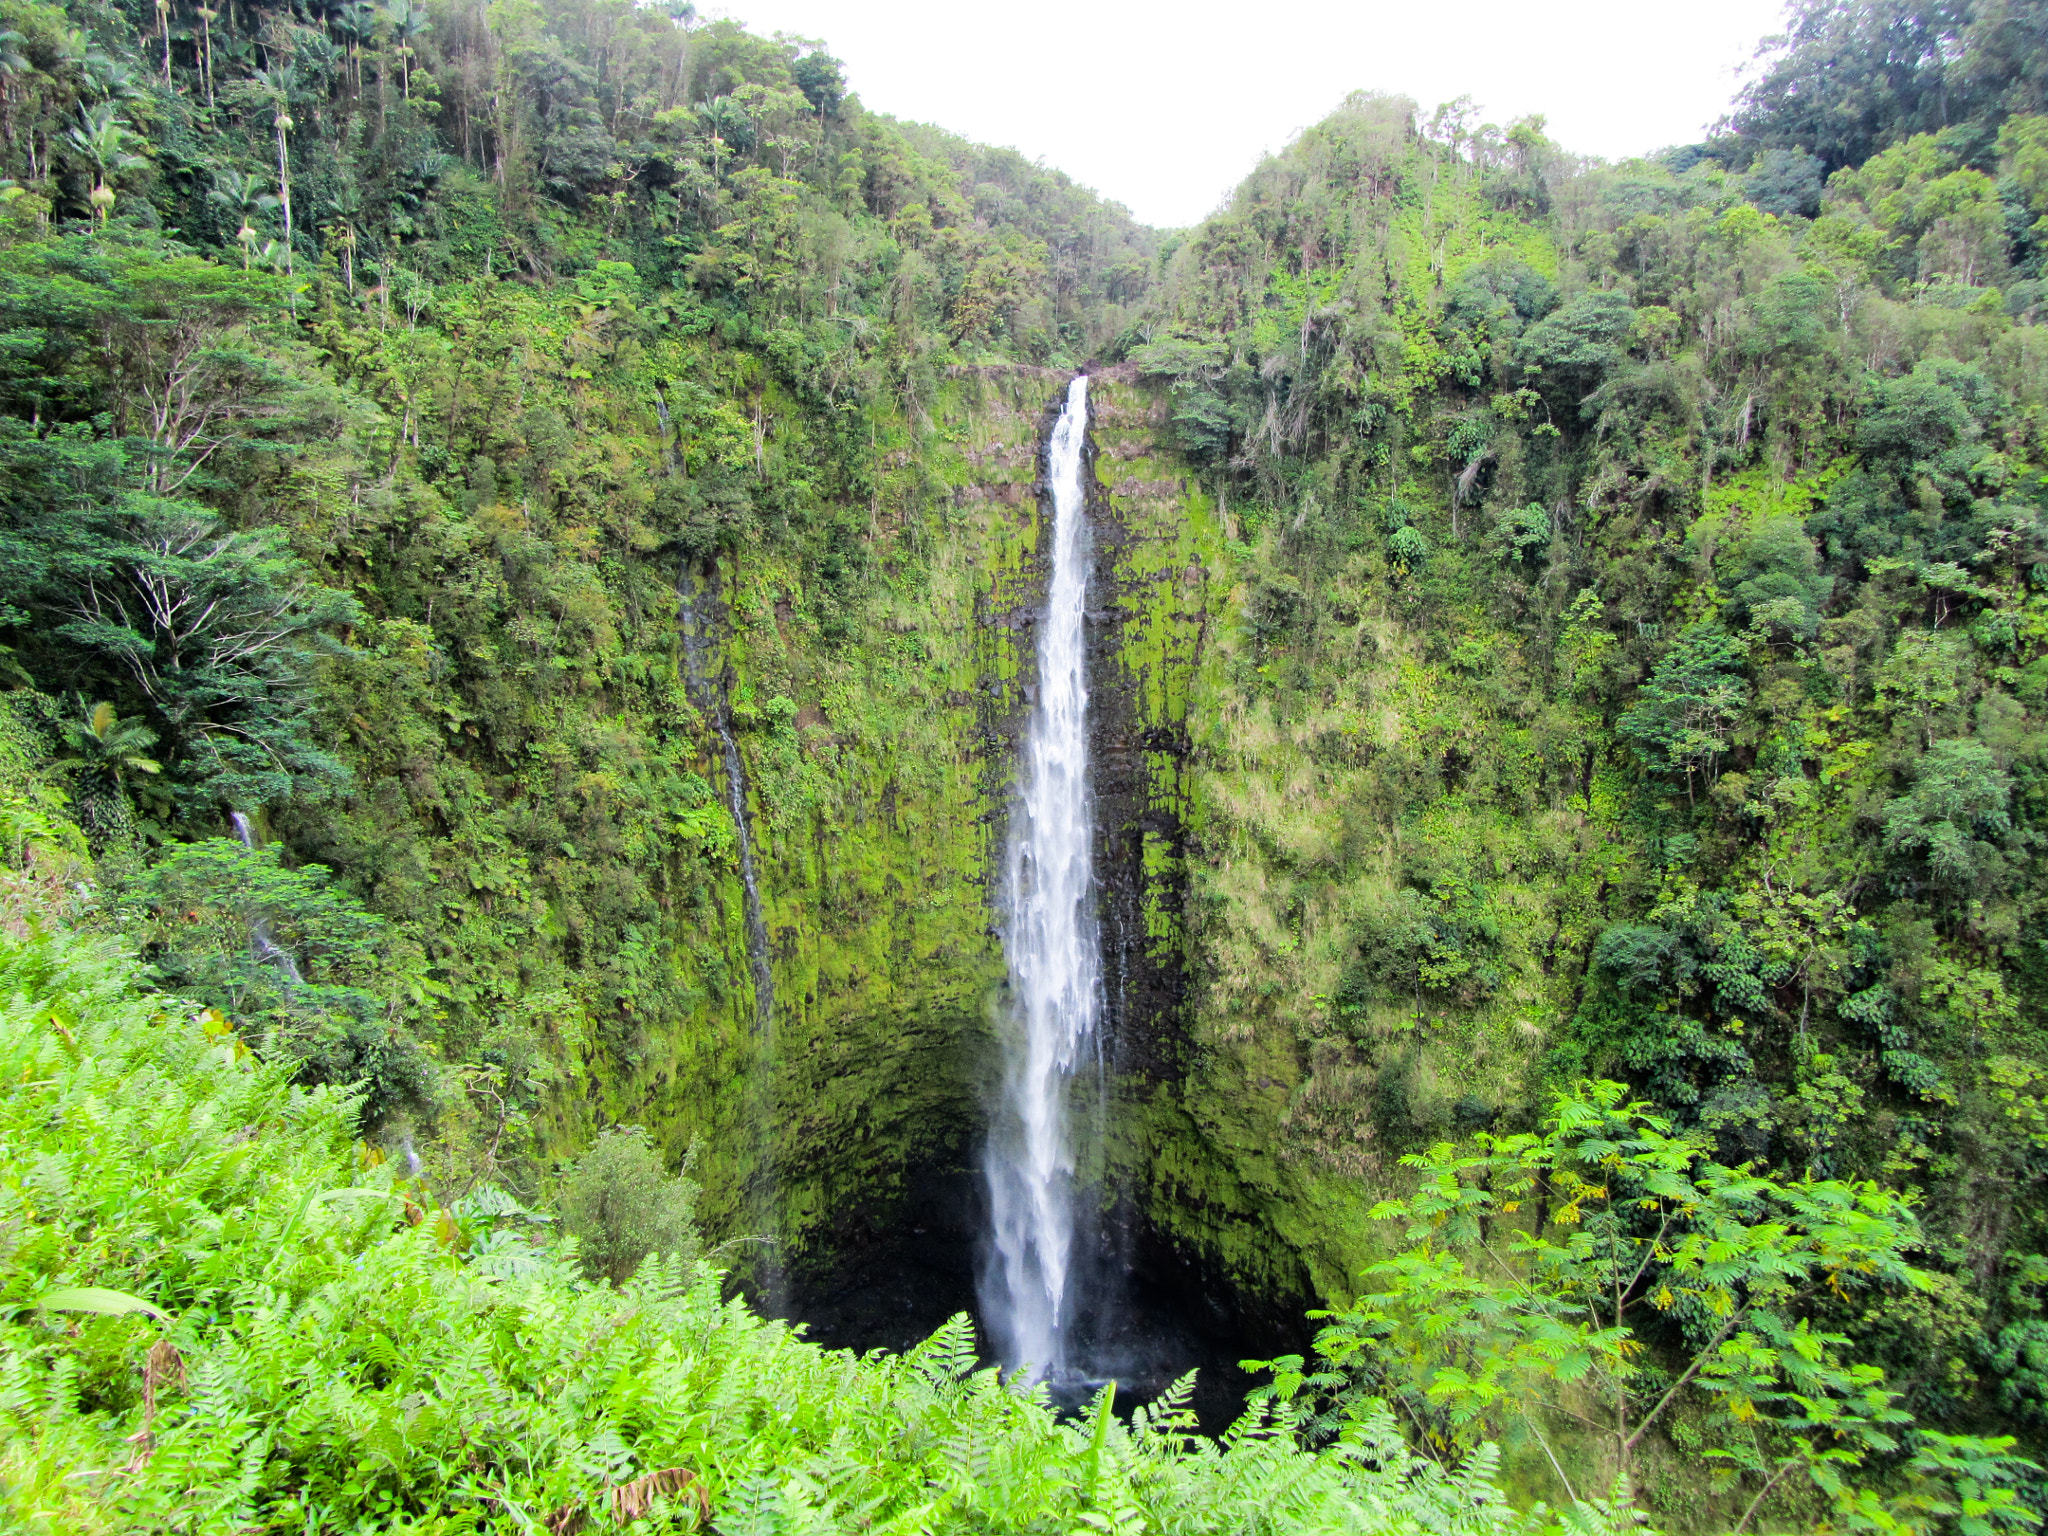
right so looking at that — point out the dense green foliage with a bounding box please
[1113,6,2048,1524]
[0,0,1160,1257]
[559,1123,700,1284]
[1305,1085,2033,1532]
[1725,0,2048,175]
[0,909,1650,1534]
[11,0,2048,1526]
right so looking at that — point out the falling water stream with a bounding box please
[981,375,1101,1382]
[675,565,783,1308]
[676,576,775,1038]
[654,380,1266,1420]
[229,811,303,985]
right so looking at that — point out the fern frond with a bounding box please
[904,1312,979,1390]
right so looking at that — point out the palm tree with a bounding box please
[54,701,162,794]
[0,31,32,146]
[384,0,429,100]
[325,181,364,293]
[701,94,747,180]
[207,168,278,266]
[155,0,173,86]
[663,1,694,107]
[65,103,147,224]
[246,237,289,272]
[194,7,216,107]
[249,65,297,278]
[333,1,377,96]
[81,50,151,105]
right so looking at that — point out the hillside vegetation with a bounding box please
[0,872,1651,1532]
[6,0,2048,1528]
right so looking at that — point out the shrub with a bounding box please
[559,1126,701,1284]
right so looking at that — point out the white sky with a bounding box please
[705,0,1793,228]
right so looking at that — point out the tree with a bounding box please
[1305,1082,2038,1531]
[384,0,430,100]
[126,835,384,1011]
[1744,149,1826,218]
[1722,513,1829,641]
[1728,0,1976,173]
[43,494,357,809]
[700,94,749,180]
[63,103,146,224]
[49,698,162,835]
[0,235,293,493]
[1829,134,2010,287]
[246,66,299,280]
[1514,290,1636,418]
[0,236,355,812]
[1882,737,2013,900]
[1617,623,1750,805]
[558,1127,701,1284]
[208,170,280,269]
[790,49,844,115]
[194,5,217,107]
[333,0,377,96]
[53,699,160,793]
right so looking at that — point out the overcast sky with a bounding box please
[703,0,1793,228]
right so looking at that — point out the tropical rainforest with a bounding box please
[6,0,2048,1528]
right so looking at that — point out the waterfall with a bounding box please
[229,812,303,986]
[982,374,1100,1381]
[675,566,782,1306]
[676,572,775,1039]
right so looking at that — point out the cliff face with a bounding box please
[545,363,1506,1358]
[1085,377,1400,1318]
[1080,376,1319,1327]
[537,367,1352,1343]
[546,369,1043,1287]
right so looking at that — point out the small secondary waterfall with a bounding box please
[677,577,775,1037]
[675,567,782,1305]
[229,812,303,986]
[982,374,1101,1381]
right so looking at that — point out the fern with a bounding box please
[0,923,1677,1536]
[903,1311,980,1391]
[1129,1369,1201,1458]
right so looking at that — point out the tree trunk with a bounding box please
[275,118,293,280]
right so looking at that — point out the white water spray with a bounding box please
[229,812,303,985]
[982,375,1100,1380]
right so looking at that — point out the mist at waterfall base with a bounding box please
[786,1175,1278,1429]
[778,378,1299,1429]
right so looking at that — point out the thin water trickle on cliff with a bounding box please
[677,576,775,1039]
[982,374,1101,1383]
[229,811,303,986]
[676,565,782,1309]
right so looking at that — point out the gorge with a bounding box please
[759,365,1281,1423]
[7,0,2048,1529]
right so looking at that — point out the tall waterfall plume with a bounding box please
[982,374,1101,1381]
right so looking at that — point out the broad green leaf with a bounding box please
[35,1285,168,1321]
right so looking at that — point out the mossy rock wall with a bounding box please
[546,365,1470,1327]
[545,368,1054,1275]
